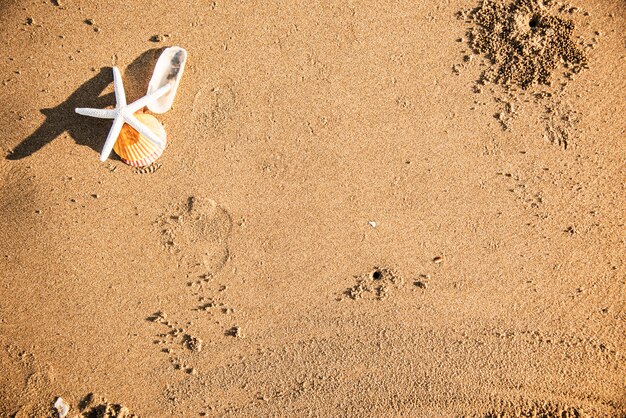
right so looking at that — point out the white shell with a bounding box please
[146,47,187,114]
[54,397,70,418]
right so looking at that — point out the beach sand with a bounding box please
[0,0,624,416]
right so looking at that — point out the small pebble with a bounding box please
[433,256,444,264]
[84,18,94,25]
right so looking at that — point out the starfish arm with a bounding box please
[75,108,117,119]
[125,113,166,148]
[126,84,171,114]
[112,67,126,107]
[99,116,124,162]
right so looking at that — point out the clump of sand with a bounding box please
[182,334,203,352]
[343,267,402,301]
[76,393,137,418]
[465,0,588,88]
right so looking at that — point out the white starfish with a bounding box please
[75,66,171,162]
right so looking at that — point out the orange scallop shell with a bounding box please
[113,113,166,167]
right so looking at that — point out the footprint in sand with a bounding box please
[152,197,234,373]
[159,196,233,276]
[192,84,237,132]
[0,344,54,417]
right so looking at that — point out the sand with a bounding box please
[0,0,624,416]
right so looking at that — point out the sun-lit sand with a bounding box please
[0,0,624,416]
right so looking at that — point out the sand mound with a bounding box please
[77,393,137,418]
[465,0,588,88]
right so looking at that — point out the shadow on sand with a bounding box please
[7,48,165,161]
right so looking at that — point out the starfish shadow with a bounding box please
[6,48,165,161]
[123,47,165,100]
[7,68,115,160]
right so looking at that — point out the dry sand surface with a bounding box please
[1,0,625,416]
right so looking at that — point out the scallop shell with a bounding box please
[113,113,166,167]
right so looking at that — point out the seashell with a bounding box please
[54,397,70,418]
[147,47,188,114]
[133,162,161,175]
[113,113,166,167]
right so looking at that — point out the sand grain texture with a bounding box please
[0,0,624,416]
